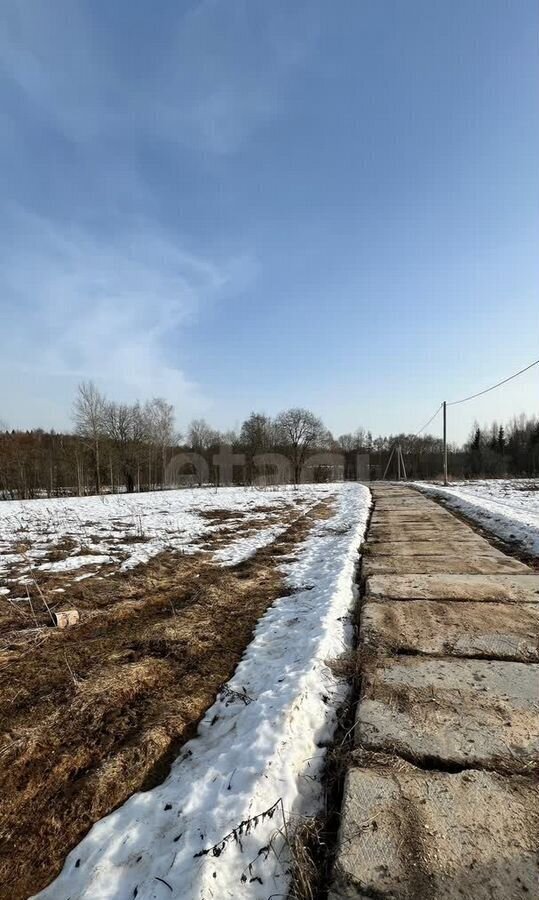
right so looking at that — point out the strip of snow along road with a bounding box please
[417,479,539,558]
[34,482,371,900]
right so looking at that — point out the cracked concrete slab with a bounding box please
[361,599,539,661]
[356,656,539,771]
[365,573,539,602]
[330,759,539,900]
[362,554,530,575]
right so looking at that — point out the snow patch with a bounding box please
[38,554,114,573]
[417,479,539,558]
[0,486,340,587]
[33,483,371,900]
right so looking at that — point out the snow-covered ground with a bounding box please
[417,479,539,558]
[0,484,340,592]
[33,482,371,900]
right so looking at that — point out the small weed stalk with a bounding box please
[32,579,56,626]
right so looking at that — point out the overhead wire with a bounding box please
[413,403,442,437]
[447,357,539,406]
[411,357,539,438]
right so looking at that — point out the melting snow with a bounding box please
[417,479,539,558]
[33,483,371,900]
[0,485,338,587]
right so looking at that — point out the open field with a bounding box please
[0,485,338,586]
[0,483,370,899]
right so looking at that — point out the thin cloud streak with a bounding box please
[0,208,256,427]
[0,0,319,153]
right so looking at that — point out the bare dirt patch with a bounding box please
[0,500,333,899]
[197,504,302,551]
[197,508,247,523]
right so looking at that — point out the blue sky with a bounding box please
[1,0,538,443]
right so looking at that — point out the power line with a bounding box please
[414,403,442,437]
[447,357,539,407]
[393,355,539,484]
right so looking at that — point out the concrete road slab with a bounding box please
[370,492,418,499]
[369,510,457,525]
[370,486,420,492]
[365,573,539,602]
[330,760,539,900]
[371,503,457,513]
[368,519,461,533]
[366,528,484,544]
[369,495,419,501]
[371,485,423,492]
[373,504,438,513]
[362,555,530,576]
[368,520,475,533]
[356,656,539,771]
[361,599,539,661]
[365,539,504,557]
[369,521,463,533]
[369,513,475,533]
[374,498,433,506]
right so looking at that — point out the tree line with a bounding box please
[1,382,538,498]
[464,416,539,478]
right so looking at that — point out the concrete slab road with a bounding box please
[331,484,539,900]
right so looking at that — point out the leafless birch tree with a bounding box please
[73,381,106,494]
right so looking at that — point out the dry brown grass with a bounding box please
[287,817,327,900]
[0,500,333,899]
[197,508,247,522]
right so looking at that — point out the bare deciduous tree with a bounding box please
[337,427,368,453]
[275,407,325,484]
[240,412,275,483]
[153,399,176,486]
[73,381,106,494]
[186,419,220,485]
[188,419,219,453]
[240,413,273,455]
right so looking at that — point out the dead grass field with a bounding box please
[0,500,333,899]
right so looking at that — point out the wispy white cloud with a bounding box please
[0,0,314,429]
[0,0,319,153]
[0,209,256,428]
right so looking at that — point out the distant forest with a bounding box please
[1,382,538,498]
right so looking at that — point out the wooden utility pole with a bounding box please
[443,401,448,485]
[383,444,407,481]
[399,444,407,480]
[383,445,395,480]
